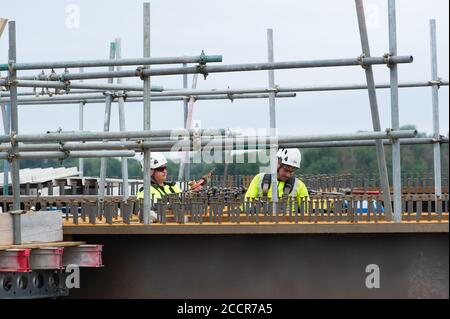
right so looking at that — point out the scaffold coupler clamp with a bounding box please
[7,59,14,74]
[9,209,26,216]
[136,66,147,80]
[385,128,396,143]
[137,139,145,153]
[58,140,70,163]
[429,78,442,89]
[103,90,114,101]
[4,62,17,89]
[268,85,279,95]
[383,53,394,68]
[197,50,209,80]
[115,90,128,101]
[7,132,18,162]
[357,54,369,70]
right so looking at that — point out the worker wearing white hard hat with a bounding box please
[244,148,309,208]
[136,152,183,223]
[137,152,182,202]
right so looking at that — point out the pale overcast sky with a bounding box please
[0,0,448,137]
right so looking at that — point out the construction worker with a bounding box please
[137,152,182,202]
[244,148,309,209]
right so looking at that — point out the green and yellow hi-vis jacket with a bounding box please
[137,181,182,201]
[244,173,310,210]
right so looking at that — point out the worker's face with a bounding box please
[151,166,167,184]
[277,163,297,182]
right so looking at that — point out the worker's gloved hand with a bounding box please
[189,180,203,191]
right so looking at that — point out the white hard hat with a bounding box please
[150,152,168,169]
[139,152,168,170]
[277,148,301,169]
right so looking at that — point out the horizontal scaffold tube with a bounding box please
[0,91,296,104]
[0,80,164,93]
[0,136,443,153]
[0,80,442,104]
[0,150,136,160]
[2,80,446,105]
[0,54,223,71]
[2,79,445,97]
[0,89,108,97]
[0,130,417,151]
[0,129,229,143]
[1,55,414,81]
[11,93,297,105]
[280,137,449,148]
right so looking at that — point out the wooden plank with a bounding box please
[0,241,86,251]
[61,211,449,226]
[63,221,449,235]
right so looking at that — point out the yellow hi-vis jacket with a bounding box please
[137,182,182,201]
[244,173,309,208]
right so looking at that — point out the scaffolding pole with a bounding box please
[355,0,393,220]
[8,21,21,244]
[0,128,414,145]
[98,42,116,214]
[0,130,417,154]
[0,135,425,159]
[0,54,222,71]
[178,74,198,183]
[12,93,297,105]
[142,2,151,224]
[0,80,449,105]
[0,150,135,160]
[430,19,442,200]
[1,89,114,97]
[1,79,164,92]
[0,128,228,143]
[78,67,85,177]
[2,91,298,104]
[279,137,448,149]
[388,0,402,222]
[116,38,129,201]
[183,63,190,183]
[1,55,413,82]
[1,102,10,195]
[267,28,279,213]
[1,136,442,155]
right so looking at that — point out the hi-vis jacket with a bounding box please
[137,181,182,201]
[244,173,309,206]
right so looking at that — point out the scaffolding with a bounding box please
[0,1,448,244]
